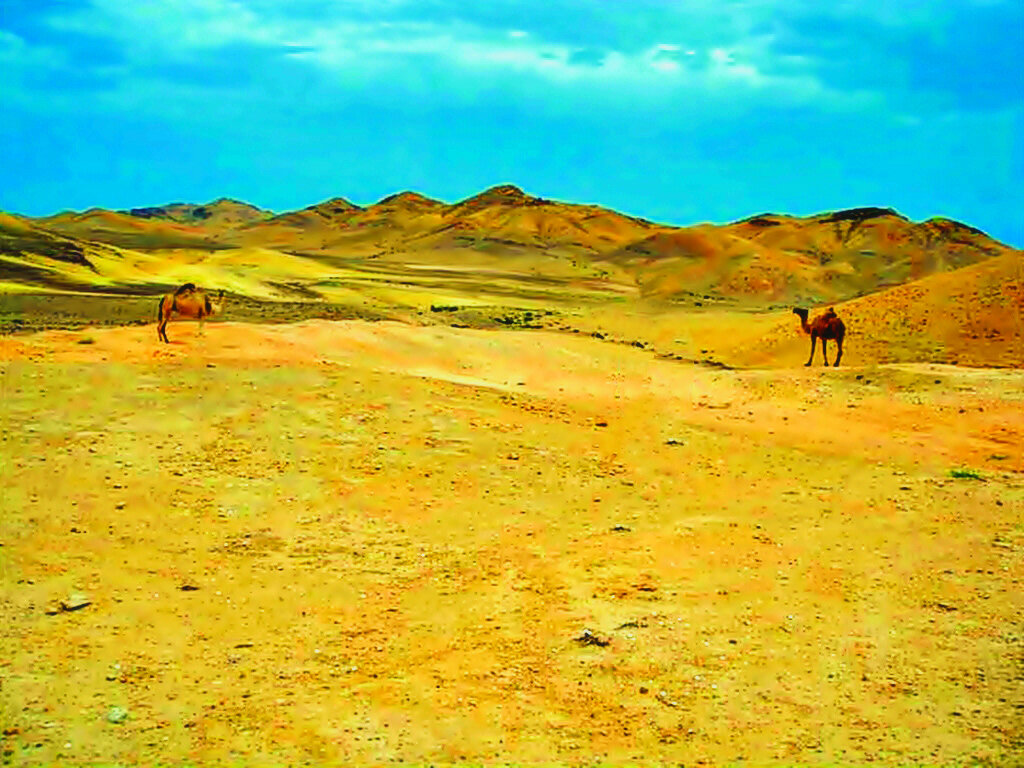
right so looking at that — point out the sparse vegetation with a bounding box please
[949,467,985,480]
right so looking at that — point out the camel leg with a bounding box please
[804,336,817,367]
[821,339,830,366]
[158,316,169,343]
[834,337,843,367]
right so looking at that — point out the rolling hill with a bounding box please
[2,186,1020,359]
[9,185,1015,307]
[726,250,1024,368]
[40,199,272,250]
[606,207,1013,304]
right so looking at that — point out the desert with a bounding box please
[1,186,1022,766]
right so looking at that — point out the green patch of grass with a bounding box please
[949,468,984,480]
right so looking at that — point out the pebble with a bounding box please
[59,592,91,613]
[575,628,610,647]
[106,706,128,724]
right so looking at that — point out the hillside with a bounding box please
[40,199,271,249]
[712,251,1024,368]
[0,212,171,294]
[9,186,1015,309]
[609,207,1012,305]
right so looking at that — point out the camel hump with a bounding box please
[175,282,198,296]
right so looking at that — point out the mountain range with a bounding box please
[1,184,1019,310]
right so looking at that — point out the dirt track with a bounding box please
[2,319,1022,766]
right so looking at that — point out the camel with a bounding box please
[157,283,225,343]
[793,306,845,367]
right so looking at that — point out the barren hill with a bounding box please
[4,188,1019,337]
[122,198,271,231]
[701,251,1024,368]
[39,198,271,250]
[608,207,1013,305]
[11,186,1015,307]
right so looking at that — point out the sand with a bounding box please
[1,319,1022,766]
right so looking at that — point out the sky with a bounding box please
[2,0,1022,245]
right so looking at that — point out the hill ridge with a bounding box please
[5,184,1018,308]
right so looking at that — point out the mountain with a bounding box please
[607,206,1013,304]
[39,198,271,249]
[123,198,270,230]
[6,186,1019,306]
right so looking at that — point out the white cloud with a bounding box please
[7,0,897,120]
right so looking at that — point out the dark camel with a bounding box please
[793,307,845,367]
[157,283,224,343]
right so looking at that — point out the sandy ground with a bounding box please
[2,318,1022,767]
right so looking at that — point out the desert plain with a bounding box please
[1,189,1022,766]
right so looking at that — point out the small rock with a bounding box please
[105,663,122,682]
[179,584,200,592]
[106,706,129,724]
[664,438,685,446]
[655,691,680,707]
[611,524,631,533]
[59,592,91,612]
[575,629,610,647]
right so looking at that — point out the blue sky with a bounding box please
[2,0,1022,245]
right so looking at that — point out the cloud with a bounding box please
[3,0,1015,131]
[1,0,1020,244]
[767,0,1024,111]
[1,0,835,110]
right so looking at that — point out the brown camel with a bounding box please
[157,283,225,343]
[793,307,845,367]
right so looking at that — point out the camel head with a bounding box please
[792,307,812,334]
[210,289,226,316]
